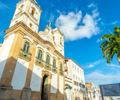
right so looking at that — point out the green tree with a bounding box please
[100,27,120,63]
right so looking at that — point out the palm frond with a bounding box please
[117,51,120,60]
[100,27,120,63]
[102,46,111,57]
[107,49,116,63]
[101,34,114,40]
[100,41,110,49]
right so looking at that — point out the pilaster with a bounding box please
[0,31,24,87]
[21,42,37,100]
[24,42,37,88]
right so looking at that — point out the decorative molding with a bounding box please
[19,49,31,62]
[5,22,64,59]
[24,35,34,44]
[35,58,44,67]
[42,70,52,79]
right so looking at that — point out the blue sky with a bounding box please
[0,0,120,86]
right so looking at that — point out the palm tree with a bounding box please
[100,27,120,63]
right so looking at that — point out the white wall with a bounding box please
[65,89,72,100]
[50,73,57,93]
[30,64,42,91]
[59,76,63,94]
[11,58,29,89]
[0,34,15,80]
[66,59,85,100]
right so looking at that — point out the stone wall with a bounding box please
[31,91,41,100]
[0,87,64,100]
[0,88,21,100]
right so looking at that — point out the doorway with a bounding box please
[41,75,49,100]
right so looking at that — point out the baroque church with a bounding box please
[0,0,65,100]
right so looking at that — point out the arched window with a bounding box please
[23,41,30,53]
[46,55,50,66]
[37,50,42,61]
[31,7,35,16]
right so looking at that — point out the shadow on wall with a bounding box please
[0,57,64,100]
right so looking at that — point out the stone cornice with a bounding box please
[5,22,64,59]
[54,50,64,59]
[11,12,39,26]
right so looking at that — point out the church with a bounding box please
[0,0,65,100]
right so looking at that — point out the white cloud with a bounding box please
[0,1,8,10]
[92,8,99,18]
[56,4,100,41]
[85,71,120,86]
[111,21,118,25]
[88,3,96,8]
[86,59,103,68]
[106,63,120,68]
[89,3,100,21]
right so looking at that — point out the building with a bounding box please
[64,59,85,100]
[0,0,65,100]
[85,83,101,100]
[64,59,73,100]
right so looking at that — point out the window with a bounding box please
[53,59,56,68]
[60,37,62,45]
[60,63,63,74]
[31,7,35,16]
[37,50,42,61]
[53,59,56,72]
[46,55,50,66]
[23,41,30,53]
[29,23,32,28]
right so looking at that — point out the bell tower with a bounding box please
[10,0,42,32]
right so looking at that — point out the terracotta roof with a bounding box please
[85,82,94,88]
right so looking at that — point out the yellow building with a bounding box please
[0,0,65,100]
